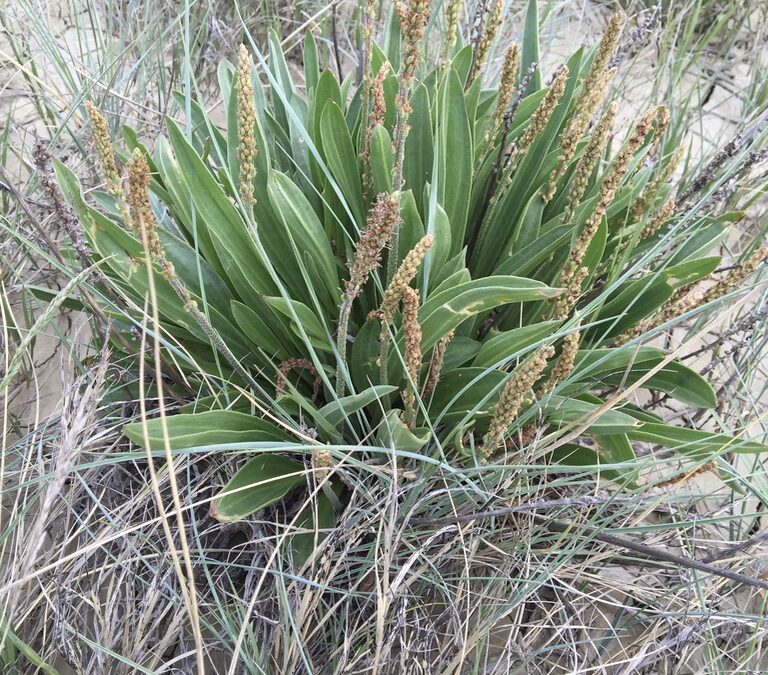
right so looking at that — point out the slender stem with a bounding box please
[335,294,353,396]
[386,87,413,283]
[378,325,391,386]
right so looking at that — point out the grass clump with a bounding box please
[4,1,768,672]
[48,1,768,525]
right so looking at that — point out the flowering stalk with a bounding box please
[376,235,433,385]
[641,198,675,239]
[128,150,265,398]
[539,328,581,394]
[633,143,684,225]
[468,0,503,86]
[700,244,768,304]
[422,330,454,397]
[542,13,625,203]
[441,0,462,67]
[562,101,618,224]
[336,192,400,394]
[543,67,617,203]
[86,101,132,226]
[615,243,768,345]
[387,0,430,284]
[485,43,520,146]
[513,65,569,164]
[401,286,423,426]
[236,45,258,206]
[362,64,389,194]
[359,0,380,192]
[553,107,656,319]
[481,345,555,458]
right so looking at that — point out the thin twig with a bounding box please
[412,506,768,591]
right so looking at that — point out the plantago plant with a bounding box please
[51,2,768,559]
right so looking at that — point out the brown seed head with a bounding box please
[313,447,333,480]
[236,45,258,205]
[634,143,684,225]
[397,0,430,82]
[552,265,589,321]
[703,244,768,304]
[481,345,555,457]
[584,11,625,93]
[488,43,520,144]
[422,330,454,397]
[544,67,617,203]
[401,286,423,424]
[561,107,655,289]
[540,329,581,394]
[442,0,462,64]
[276,357,321,400]
[86,100,122,197]
[345,192,401,301]
[127,148,162,259]
[515,65,569,162]
[380,234,433,322]
[564,101,617,222]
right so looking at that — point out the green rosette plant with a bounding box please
[48,1,768,559]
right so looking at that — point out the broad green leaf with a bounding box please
[318,385,397,427]
[303,32,320,97]
[154,136,223,276]
[451,45,474,86]
[267,170,340,308]
[369,125,393,194]
[350,319,382,390]
[165,119,276,302]
[320,101,366,226]
[288,484,341,568]
[667,220,727,265]
[437,68,473,254]
[268,30,295,134]
[664,256,721,289]
[542,397,641,435]
[441,336,481,370]
[376,409,431,452]
[473,321,560,368]
[513,191,546,250]
[418,276,562,351]
[596,359,717,409]
[312,70,343,149]
[569,346,666,381]
[398,190,426,261]
[211,454,306,521]
[586,274,674,342]
[494,225,572,277]
[549,444,634,485]
[521,0,542,95]
[426,203,452,285]
[231,300,292,359]
[403,84,433,215]
[264,296,331,350]
[172,91,227,158]
[382,6,401,72]
[579,392,638,484]
[124,410,291,448]
[429,266,472,298]
[53,160,248,353]
[429,368,504,422]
